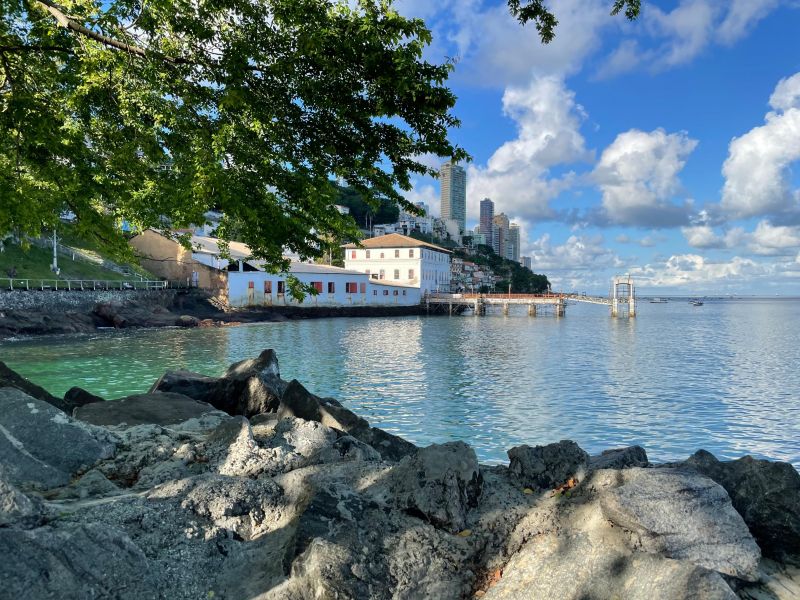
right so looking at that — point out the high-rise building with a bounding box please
[522,256,532,269]
[509,223,520,262]
[440,161,466,234]
[493,213,509,257]
[479,198,494,248]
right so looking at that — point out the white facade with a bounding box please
[228,264,420,308]
[344,235,452,294]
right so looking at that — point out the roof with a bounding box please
[190,234,253,261]
[342,233,452,254]
[369,280,419,288]
[287,262,367,276]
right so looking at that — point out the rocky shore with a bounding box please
[0,290,425,339]
[1,351,798,599]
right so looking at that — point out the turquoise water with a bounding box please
[2,299,799,467]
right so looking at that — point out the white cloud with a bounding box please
[526,233,622,271]
[467,76,592,223]
[682,225,726,249]
[749,221,800,255]
[717,0,782,45]
[721,72,800,219]
[405,180,440,219]
[593,128,697,227]
[631,254,769,288]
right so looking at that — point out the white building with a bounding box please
[228,263,420,308]
[440,161,466,233]
[343,233,452,294]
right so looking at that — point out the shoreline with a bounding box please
[1,351,798,599]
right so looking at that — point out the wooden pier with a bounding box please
[424,276,637,318]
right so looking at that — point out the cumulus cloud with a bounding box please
[720,72,800,219]
[466,76,592,223]
[631,254,769,288]
[526,233,622,271]
[592,128,697,228]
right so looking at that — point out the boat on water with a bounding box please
[650,297,668,303]
[689,299,704,306]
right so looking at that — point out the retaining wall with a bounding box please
[0,289,179,312]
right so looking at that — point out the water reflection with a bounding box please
[2,301,799,468]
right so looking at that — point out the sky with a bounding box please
[394,0,800,295]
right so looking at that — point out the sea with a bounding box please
[2,297,799,468]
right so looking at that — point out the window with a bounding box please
[373,289,377,296]
[277,281,285,294]
[264,281,272,293]
[328,282,335,294]
[248,281,254,289]
[408,269,414,280]
[383,289,389,296]
[379,269,385,279]
[312,281,323,293]
[359,282,366,294]
[394,269,400,280]
[380,252,385,259]
[366,250,371,258]
[346,282,358,294]
[395,249,400,258]
[351,251,356,259]
[402,290,407,296]
[393,290,398,296]
[409,249,414,258]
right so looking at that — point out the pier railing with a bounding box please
[0,278,190,292]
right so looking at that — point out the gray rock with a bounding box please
[175,314,200,327]
[74,392,225,426]
[0,523,158,599]
[356,425,418,462]
[600,468,761,581]
[590,445,649,470]
[0,387,116,490]
[51,469,121,501]
[685,449,800,563]
[386,441,482,533]
[278,379,322,422]
[64,386,105,409]
[0,477,46,528]
[507,440,589,489]
[226,348,281,380]
[1,360,72,412]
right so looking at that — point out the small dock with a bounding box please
[424,276,637,318]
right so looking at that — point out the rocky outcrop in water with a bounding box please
[0,354,798,599]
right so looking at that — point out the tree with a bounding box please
[1,0,467,271]
[334,185,399,229]
[507,0,641,43]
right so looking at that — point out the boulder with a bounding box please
[149,369,219,404]
[590,445,649,470]
[1,360,72,412]
[0,523,158,599]
[278,379,322,422]
[63,386,105,409]
[600,468,761,581]
[507,440,589,489]
[175,314,200,327]
[685,450,800,563]
[386,441,482,533]
[0,388,116,490]
[225,349,281,380]
[74,392,226,427]
[0,477,46,528]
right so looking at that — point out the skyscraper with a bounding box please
[493,213,509,257]
[479,198,494,248]
[509,223,521,262]
[440,161,466,233]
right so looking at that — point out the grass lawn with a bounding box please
[0,242,142,282]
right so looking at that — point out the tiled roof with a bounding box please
[342,233,451,253]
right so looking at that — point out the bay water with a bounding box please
[2,298,799,468]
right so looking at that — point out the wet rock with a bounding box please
[508,440,589,489]
[590,445,649,470]
[600,467,761,581]
[1,361,71,412]
[63,386,105,409]
[685,450,800,563]
[386,441,483,533]
[175,314,200,327]
[0,388,116,490]
[74,392,226,427]
[0,523,158,599]
[278,379,322,422]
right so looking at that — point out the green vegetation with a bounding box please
[408,230,458,250]
[508,0,640,43]
[455,245,550,294]
[0,241,135,282]
[334,185,400,229]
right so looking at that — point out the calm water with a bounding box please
[2,299,799,468]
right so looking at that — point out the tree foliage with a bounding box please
[333,184,400,229]
[456,245,550,294]
[0,0,466,270]
[507,0,641,43]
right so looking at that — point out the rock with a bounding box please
[63,386,105,409]
[507,440,589,489]
[50,469,122,501]
[278,379,322,422]
[74,392,226,427]
[0,387,116,490]
[0,523,158,599]
[590,445,649,470]
[176,314,200,327]
[685,450,800,563]
[149,369,219,403]
[1,360,72,412]
[226,348,281,380]
[0,477,46,528]
[356,425,418,462]
[386,441,483,533]
[600,468,761,581]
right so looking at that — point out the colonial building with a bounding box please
[343,233,452,294]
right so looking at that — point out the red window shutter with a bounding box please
[351,251,356,259]
[248,281,254,289]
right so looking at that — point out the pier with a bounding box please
[424,276,637,318]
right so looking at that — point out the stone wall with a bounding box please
[0,289,178,312]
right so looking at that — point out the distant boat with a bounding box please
[650,297,668,303]
[689,299,704,306]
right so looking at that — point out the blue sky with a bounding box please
[396,0,800,294]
